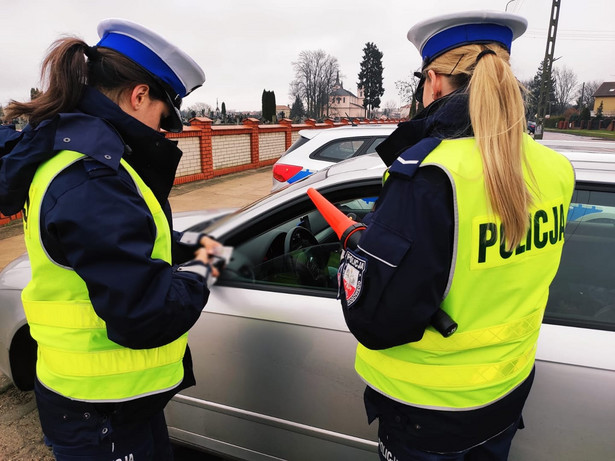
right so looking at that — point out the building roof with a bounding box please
[331,86,357,98]
[593,82,615,97]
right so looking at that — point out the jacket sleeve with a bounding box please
[41,163,209,349]
[172,230,204,264]
[340,166,454,350]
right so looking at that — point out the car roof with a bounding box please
[538,139,615,183]
[298,124,396,140]
[322,139,615,185]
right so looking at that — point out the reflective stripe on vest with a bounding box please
[21,150,186,402]
[356,135,574,410]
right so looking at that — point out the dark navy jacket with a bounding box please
[0,87,208,417]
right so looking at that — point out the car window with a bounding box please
[280,135,310,157]
[312,139,366,162]
[546,187,615,331]
[364,137,387,155]
[218,194,378,293]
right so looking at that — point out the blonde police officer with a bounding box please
[337,11,575,460]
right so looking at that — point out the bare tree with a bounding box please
[290,50,340,119]
[184,102,212,119]
[553,66,578,114]
[383,100,397,118]
[395,74,423,118]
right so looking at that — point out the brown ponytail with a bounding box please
[5,37,168,126]
[5,38,89,125]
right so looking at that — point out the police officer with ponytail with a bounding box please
[0,19,219,460]
[337,11,575,460]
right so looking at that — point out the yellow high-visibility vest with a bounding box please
[22,149,187,402]
[356,135,574,410]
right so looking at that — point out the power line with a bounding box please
[525,29,615,41]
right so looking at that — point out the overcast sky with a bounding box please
[1,0,614,113]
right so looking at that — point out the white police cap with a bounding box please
[96,18,205,132]
[407,11,527,68]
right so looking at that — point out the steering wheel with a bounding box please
[283,227,332,286]
[284,226,318,254]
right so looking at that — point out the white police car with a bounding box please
[271,125,395,191]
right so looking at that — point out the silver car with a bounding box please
[1,141,614,460]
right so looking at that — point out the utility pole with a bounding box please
[534,0,561,139]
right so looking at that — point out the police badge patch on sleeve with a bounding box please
[337,249,367,308]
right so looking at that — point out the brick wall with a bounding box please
[212,133,251,169]
[258,131,287,161]
[0,117,402,226]
[176,136,202,177]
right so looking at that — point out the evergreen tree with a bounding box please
[358,43,384,118]
[221,102,226,118]
[262,90,269,121]
[290,94,306,121]
[269,91,277,123]
[526,60,556,119]
[261,90,277,123]
[596,101,604,120]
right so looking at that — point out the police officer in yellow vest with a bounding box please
[336,11,574,460]
[0,19,218,460]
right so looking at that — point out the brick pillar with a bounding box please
[279,118,293,149]
[243,118,260,165]
[190,117,214,179]
[324,118,335,127]
[304,119,316,128]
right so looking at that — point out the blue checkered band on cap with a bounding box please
[407,11,527,67]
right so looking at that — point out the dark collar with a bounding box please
[376,89,473,167]
[77,87,166,146]
[77,87,183,206]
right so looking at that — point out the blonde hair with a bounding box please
[425,44,532,250]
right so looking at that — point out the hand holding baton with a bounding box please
[307,187,457,337]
